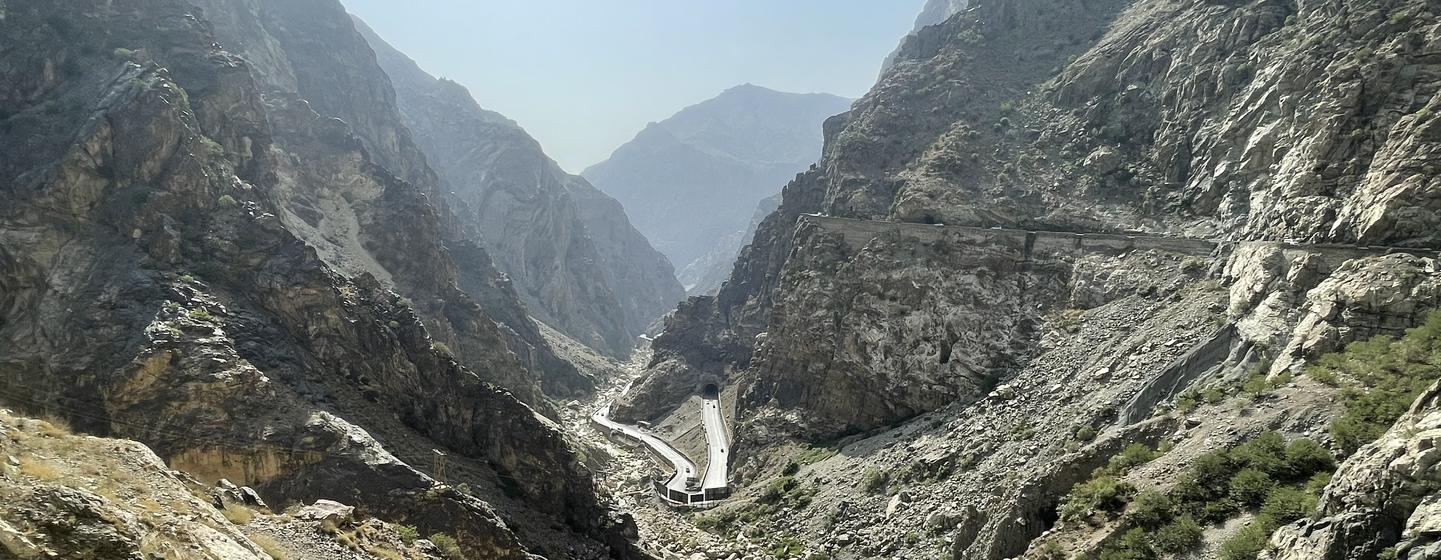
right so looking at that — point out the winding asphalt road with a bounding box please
[700,389,729,490]
[592,403,698,493]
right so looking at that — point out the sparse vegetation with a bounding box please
[1076,429,1334,559]
[1060,475,1135,522]
[188,307,215,322]
[217,194,238,207]
[394,524,419,544]
[250,534,289,560]
[1305,310,1441,454]
[860,468,889,494]
[19,456,61,480]
[1074,425,1097,442]
[760,476,816,509]
[221,503,255,525]
[429,533,462,559]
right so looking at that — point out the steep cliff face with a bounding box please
[0,1,639,557]
[356,20,683,358]
[625,0,1441,423]
[583,85,852,293]
[880,0,971,74]
[609,0,1441,558]
[184,0,597,402]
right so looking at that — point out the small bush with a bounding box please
[1203,387,1225,404]
[1241,372,1272,395]
[860,468,889,494]
[1228,468,1274,506]
[433,342,452,355]
[1130,489,1171,528]
[1153,515,1204,553]
[429,533,462,559]
[1260,486,1316,524]
[1074,426,1097,442]
[394,524,419,544]
[1283,439,1334,478]
[1220,520,1273,560]
[217,194,238,207]
[1060,476,1136,522]
[1108,443,1159,473]
[782,461,800,476]
[1231,432,1287,476]
[221,503,254,525]
[1097,528,1154,560]
[188,308,214,322]
[1174,392,1199,413]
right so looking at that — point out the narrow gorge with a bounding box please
[2,0,1440,560]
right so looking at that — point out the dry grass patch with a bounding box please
[221,502,256,525]
[37,414,71,437]
[249,533,289,560]
[18,456,61,480]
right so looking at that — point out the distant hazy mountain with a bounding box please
[358,19,684,357]
[582,85,851,292]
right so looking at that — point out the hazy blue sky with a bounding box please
[340,1,924,172]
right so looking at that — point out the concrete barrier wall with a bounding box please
[803,215,1220,260]
[802,215,1440,263]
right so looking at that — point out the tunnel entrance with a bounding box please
[702,384,719,398]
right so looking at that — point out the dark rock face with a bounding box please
[356,19,683,358]
[622,0,1441,437]
[583,85,851,293]
[0,1,640,558]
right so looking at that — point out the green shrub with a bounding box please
[1108,443,1159,472]
[1130,489,1171,528]
[860,469,889,494]
[1306,311,1441,454]
[1035,540,1067,560]
[428,533,463,559]
[433,342,452,355]
[1260,486,1316,524]
[1075,425,1097,442]
[1154,514,1204,553]
[1174,392,1199,413]
[782,461,800,476]
[767,536,805,557]
[217,194,238,207]
[1097,528,1155,560]
[1060,476,1136,522]
[1305,471,1333,495]
[188,307,214,322]
[759,476,815,509]
[1242,372,1272,395]
[394,524,419,544]
[1220,519,1273,560]
[1203,387,1225,404]
[1231,432,1287,476]
[1283,439,1335,478]
[1228,468,1275,506]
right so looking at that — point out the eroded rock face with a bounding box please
[630,0,1441,441]
[356,19,683,359]
[1265,381,1441,560]
[0,2,639,558]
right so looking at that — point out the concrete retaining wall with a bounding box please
[802,215,1440,263]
